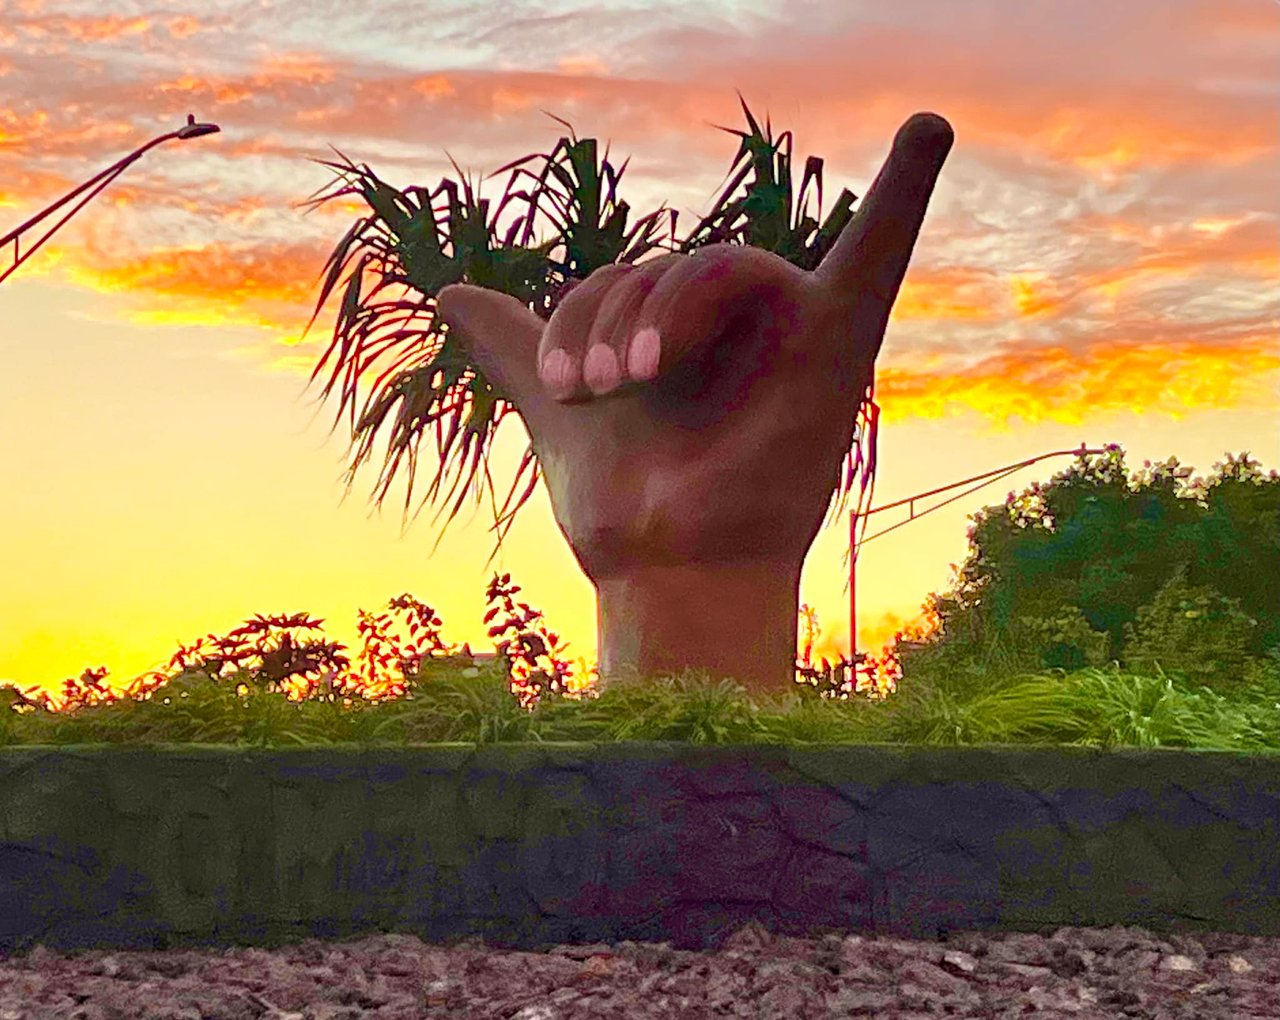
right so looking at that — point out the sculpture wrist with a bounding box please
[594,560,802,703]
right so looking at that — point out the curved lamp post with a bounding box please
[846,444,1111,661]
[0,114,220,286]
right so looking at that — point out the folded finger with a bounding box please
[539,263,636,402]
[632,244,800,376]
[584,253,687,394]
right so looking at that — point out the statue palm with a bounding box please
[433,113,954,699]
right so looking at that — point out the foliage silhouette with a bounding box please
[896,447,1279,704]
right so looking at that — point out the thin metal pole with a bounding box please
[847,444,1109,660]
[1,116,219,286]
[1,161,136,285]
[850,508,858,665]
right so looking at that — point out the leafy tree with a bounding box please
[899,447,1279,697]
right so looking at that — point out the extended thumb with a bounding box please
[435,283,547,411]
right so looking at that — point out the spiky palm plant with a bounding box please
[305,92,880,569]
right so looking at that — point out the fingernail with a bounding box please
[540,348,578,396]
[583,343,621,394]
[626,327,661,381]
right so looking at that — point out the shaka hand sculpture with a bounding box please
[437,113,954,702]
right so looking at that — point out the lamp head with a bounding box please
[177,114,220,140]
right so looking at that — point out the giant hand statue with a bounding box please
[436,113,954,701]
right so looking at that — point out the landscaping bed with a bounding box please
[0,919,1275,1018]
[2,615,1275,1017]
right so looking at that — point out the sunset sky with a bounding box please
[1,0,1277,708]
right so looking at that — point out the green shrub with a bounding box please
[1121,565,1260,695]
[892,625,1038,707]
[1239,646,1280,705]
[1013,605,1112,673]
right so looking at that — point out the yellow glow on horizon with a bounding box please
[122,305,300,330]
[0,598,936,713]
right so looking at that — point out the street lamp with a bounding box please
[846,444,1110,661]
[0,114,220,286]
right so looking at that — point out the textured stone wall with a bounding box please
[0,741,1276,955]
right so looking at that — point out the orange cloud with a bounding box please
[0,106,139,159]
[157,52,336,105]
[894,267,1002,321]
[1134,216,1279,276]
[88,241,323,303]
[37,194,1277,431]
[0,107,49,151]
[1182,0,1280,38]
[158,73,254,106]
[166,16,200,40]
[410,75,457,101]
[2,1,1274,180]
[62,239,330,335]
[16,14,152,43]
[632,8,1277,175]
[1040,215,1280,317]
[260,53,337,86]
[1008,272,1062,319]
[1,2,1271,445]
[8,8,1264,218]
[876,335,1280,428]
[557,55,610,77]
[0,166,82,219]
[1028,106,1269,174]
